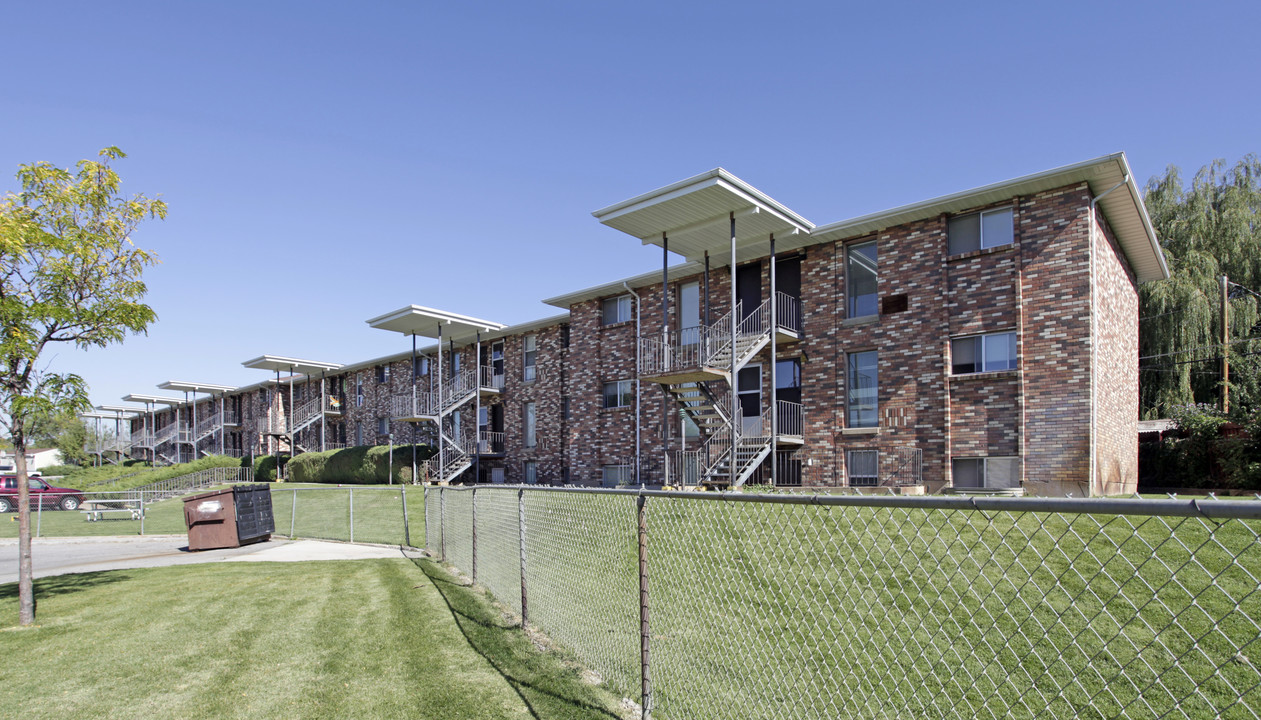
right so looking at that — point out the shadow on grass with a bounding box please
[409,555,624,720]
[0,570,131,601]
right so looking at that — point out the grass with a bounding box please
[0,558,629,720]
[47,455,246,492]
[426,487,1261,720]
[3,483,424,543]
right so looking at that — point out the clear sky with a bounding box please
[2,0,1257,409]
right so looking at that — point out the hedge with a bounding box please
[286,444,434,485]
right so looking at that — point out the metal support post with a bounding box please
[770,233,778,488]
[730,213,739,444]
[290,488,297,538]
[437,325,445,484]
[36,501,41,538]
[320,373,327,452]
[1222,274,1231,413]
[637,493,653,719]
[440,486,447,561]
[518,486,529,627]
[349,487,354,543]
[475,332,482,484]
[471,487,478,584]
[401,485,411,547]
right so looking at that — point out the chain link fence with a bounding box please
[427,486,1261,720]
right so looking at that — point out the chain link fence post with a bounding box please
[349,487,355,543]
[36,500,41,538]
[440,486,447,562]
[637,492,653,720]
[471,486,479,585]
[402,485,411,547]
[518,486,528,627]
[290,488,297,538]
[423,486,429,550]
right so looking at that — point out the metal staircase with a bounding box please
[422,432,474,484]
[392,366,496,423]
[644,293,801,489]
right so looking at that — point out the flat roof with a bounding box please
[157,381,238,393]
[122,394,185,405]
[241,356,344,375]
[593,168,813,264]
[96,405,142,416]
[366,305,507,341]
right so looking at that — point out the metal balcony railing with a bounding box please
[477,431,505,455]
[776,400,803,438]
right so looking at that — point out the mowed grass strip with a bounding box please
[0,558,628,720]
[2,484,422,545]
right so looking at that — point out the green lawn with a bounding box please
[0,558,628,720]
[427,488,1261,720]
[3,484,423,544]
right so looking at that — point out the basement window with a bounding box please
[952,457,1021,489]
[951,332,1017,375]
[948,208,1014,255]
[846,449,879,487]
[602,464,633,487]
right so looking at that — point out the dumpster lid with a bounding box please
[184,487,238,503]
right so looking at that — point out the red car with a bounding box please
[0,475,85,512]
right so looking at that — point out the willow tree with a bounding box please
[0,148,164,625]
[1140,156,1261,417]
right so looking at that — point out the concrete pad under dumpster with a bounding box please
[183,484,275,551]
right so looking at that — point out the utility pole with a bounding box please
[1221,274,1230,413]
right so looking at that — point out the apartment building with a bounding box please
[118,153,1165,496]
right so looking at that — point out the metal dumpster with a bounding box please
[183,484,275,551]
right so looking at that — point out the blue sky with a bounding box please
[2,1,1257,409]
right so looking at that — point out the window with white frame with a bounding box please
[951,331,1017,375]
[523,460,537,485]
[948,207,1014,255]
[356,379,364,408]
[952,457,1021,489]
[603,380,634,409]
[846,351,878,428]
[846,449,879,487]
[846,241,878,318]
[602,464,633,487]
[414,355,429,376]
[602,295,633,325]
[523,335,537,382]
[523,402,536,448]
[377,417,388,435]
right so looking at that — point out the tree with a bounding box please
[1140,156,1261,418]
[0,147,164,625]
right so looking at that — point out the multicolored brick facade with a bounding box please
[127,156,1163,496]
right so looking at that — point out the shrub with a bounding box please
[38,464,84,477]
[288,444,433,484]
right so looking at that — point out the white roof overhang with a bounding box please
[366,306,507,344]
[95,405,141,417]
[241,356,344,376]
[157,381,238,394]
[122,394,185,406]
[593,168,814,265]
[808,152,1169,283]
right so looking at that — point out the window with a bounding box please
[602,464,633,487]
[847,351,878,428]
[524,402,536,448]
[451,352,461,375]
[951,332,1017,375]
[491,341,505,387]
[523,460,537,485]
[377,417,389,435]
[523,335,537,381]
[560,324,570,348]
[603,380,633,409]
[952,457,1021,489]
[414,356,429,376]
[847,449,879,487]
[948,207,1014,255]
[561,398,570,420]
[376,364,389,383]
[846,241,878,318]
[355,380,364,408]
[679,282,700,345]
[602,295,632,325]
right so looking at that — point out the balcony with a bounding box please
[476,431,506,456]
[391,366,500,422]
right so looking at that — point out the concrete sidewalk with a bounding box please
[0,536,423,584]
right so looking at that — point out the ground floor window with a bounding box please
[952,457,1021,489]
[523,460,537,485]
[602,464,633,487]
[846,449,879,487]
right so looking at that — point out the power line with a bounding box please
[1138,336,1261,362]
